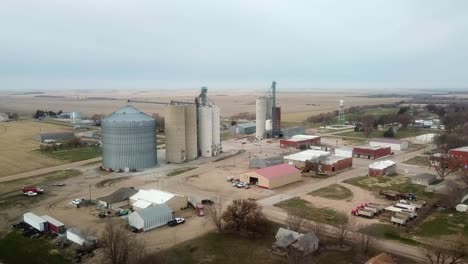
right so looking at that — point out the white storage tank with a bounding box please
[256,98,267,139]
[165,105,187,163]
[265,119,272,132]
[198,106,213,157]
[185,105,198,161]
[211,105,221,155]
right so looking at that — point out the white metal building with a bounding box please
[370,138,408,151]
[130,189,187,211]
[334,147,353,158]
[284,150,330,169]
[415,133,436,143]
[368,160,397,176]
[128,204,173,232]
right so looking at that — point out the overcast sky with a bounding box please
[1,0,467,91]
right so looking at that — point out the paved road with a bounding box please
[0,157,102,183]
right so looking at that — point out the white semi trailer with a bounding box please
[23,212,47,231]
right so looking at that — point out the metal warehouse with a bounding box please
[368,160,396,177]
[128,204,173,232]
[239,163,301,189]
[130,189,187,212]
[284,150,330,169]
[353,146,391,160]
[97,187,139,209]
[370,138,408,151]
[280,135,321,149]
[229,122,256,135]
[449,146,468,169]
[101,105,157,171]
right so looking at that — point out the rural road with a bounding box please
[0,157,102,183]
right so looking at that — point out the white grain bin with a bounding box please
[165,105,187,163]
[265,119,272,132]
[23,212,47,231]
[256,98,267,139]
[198,106,213,157]
[185,105,198,161]
[211,105,221,155]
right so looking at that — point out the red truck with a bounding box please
[188,197,204,216]
[22,186,44,194]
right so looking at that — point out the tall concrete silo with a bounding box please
[256,98,267,139]
[211,105,221,155]
[165,105,186,163]
[184,105,198,161]
[102,105,157,171]
[198,106,213,157]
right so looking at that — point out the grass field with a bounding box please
[417,210,468,237]
[403,156,429,166]
[308,184,353,200]
[36,146,101,162]
[0,232,71,264]
[360,224,419,246]
[276,198,338,224]
[334,128,433,139]
[166,167,197,177]
[0,121,72,177]
[344,175,437,201]
[346,107,399,121]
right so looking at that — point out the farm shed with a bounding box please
[411,173,437,186]
[368,160,396,177]
[370,138,408,151]
[353,146,391,160]
[128,204,173,232]
[130,189,187,212]
[97,187,139,209]
[40,215,65,234]
[334,147,353,158]
[229,122,256,135]
[240,164,301,189]
[23,212,47,231]
[280,135,321,149]
[449,146,468,169]
[35,131,75,142]
[284,149,330,169]
[249,154,284,169]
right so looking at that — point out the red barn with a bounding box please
[449,146,468,170]
[353,146,391,160]
[280,135,321,149]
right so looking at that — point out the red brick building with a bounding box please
[320,155,353,174]
[449,146,468,170]
[353,146,391,160]
[280,135,321,149]
[368,160,396,177]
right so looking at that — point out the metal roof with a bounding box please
[97,187,139,204]
[103,105,154,122]
[451,146,468,152]
[284,150,330,162]
[369,160,396,170]
[275,227,303,241]
[254,164,301,179]
[131,189,176,205]
[322,155,350,165]
[370,138,406,144]
[285,135,320,142]
[236,122,256,128]
[135,203,172,221]
[24,212,46,223]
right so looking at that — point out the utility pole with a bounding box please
[89,184,91,201]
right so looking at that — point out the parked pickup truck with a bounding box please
[168,218,185,227]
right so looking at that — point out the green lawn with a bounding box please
[166,167,197,177]
[37,146,101,162]
[335,128,434,139]
[344,175,437,201]
[346,107,399,121]
[275,198,338,224]
[0,232,71,264]
[417,210,468,237]
[403,156,429,166]
[308,184,353,200]
[359,224,419,246]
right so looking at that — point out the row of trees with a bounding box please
[230,112,256,121]
[33,109,62,119]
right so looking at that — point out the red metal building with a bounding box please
[280,135,321,149]
[353,146,391,160]
[320,155,353,174]
[448,146,468,170]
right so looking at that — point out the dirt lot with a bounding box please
[0,121,72,177]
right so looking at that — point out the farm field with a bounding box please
[36,146,102,162]
[0,121,72,177]
[275,198,338,224]
[403,156,429,166]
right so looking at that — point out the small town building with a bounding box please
[370,138,408,151]
[128,204,173,232]
[280,135,321,149]
[281,127,305,138]
[40,215,65,234]
[239,164,301,189]
[0,113,9,122]
[229,122,256,135]
[319,155,353,174]
[97,187,139,209]
[411,173,437,186]
[130,189,187,211]
[368,160,396,177]
[249,154,284,169]
[36,131,75,142]
[274,228,319,256]
[415,133,436,143]
[365,253,397,264]
[353,146,391,160]
[334,147,353,158]
[284,149,330,169]
[449,146,468,169]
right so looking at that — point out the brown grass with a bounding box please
[0,121,71,177]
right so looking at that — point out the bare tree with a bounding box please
[359,115,375,138]
[333,212,354,247]
[222,199,264,232]
[207,202,223,232]
[457,169,468,186]
[430,154,460,180]
[101,221,147,264]
[425,236,467,264]
[359,233,377,254]
[287,208,306,232]
[304,156,327,176]
[441,181,466,208]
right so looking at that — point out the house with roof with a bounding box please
[353,146,392,160]
[368,160,396,177]
[97,187,139,209]
[273,228,319,256]
[280,135,321,149]
[370,138,408,151]
[130,189,187,211]
[239,164,301,189]
[128,204,173,232]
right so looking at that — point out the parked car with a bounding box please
[72,199,82,206]
[52,183,66,187]
[24,191,38,196]
[201,199,214,205]
[168,217,185,227]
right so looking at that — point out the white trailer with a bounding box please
[353,209,374,218]
[363,206,379,214]
[368,203,385,213]
[391,214,409,226]
[385,206,418,218]
[395,203,417,212]
[67,228,86,246]
[23,212,47,231]
[399,200,424,210]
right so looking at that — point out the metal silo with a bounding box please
[198,106,213,157]
[256,98,267,139]
[102,105,157,171]
[211,105,221,155]
[165,105,186,163]
[184,105,198,161]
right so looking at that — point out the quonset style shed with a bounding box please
[101,105,157,171]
